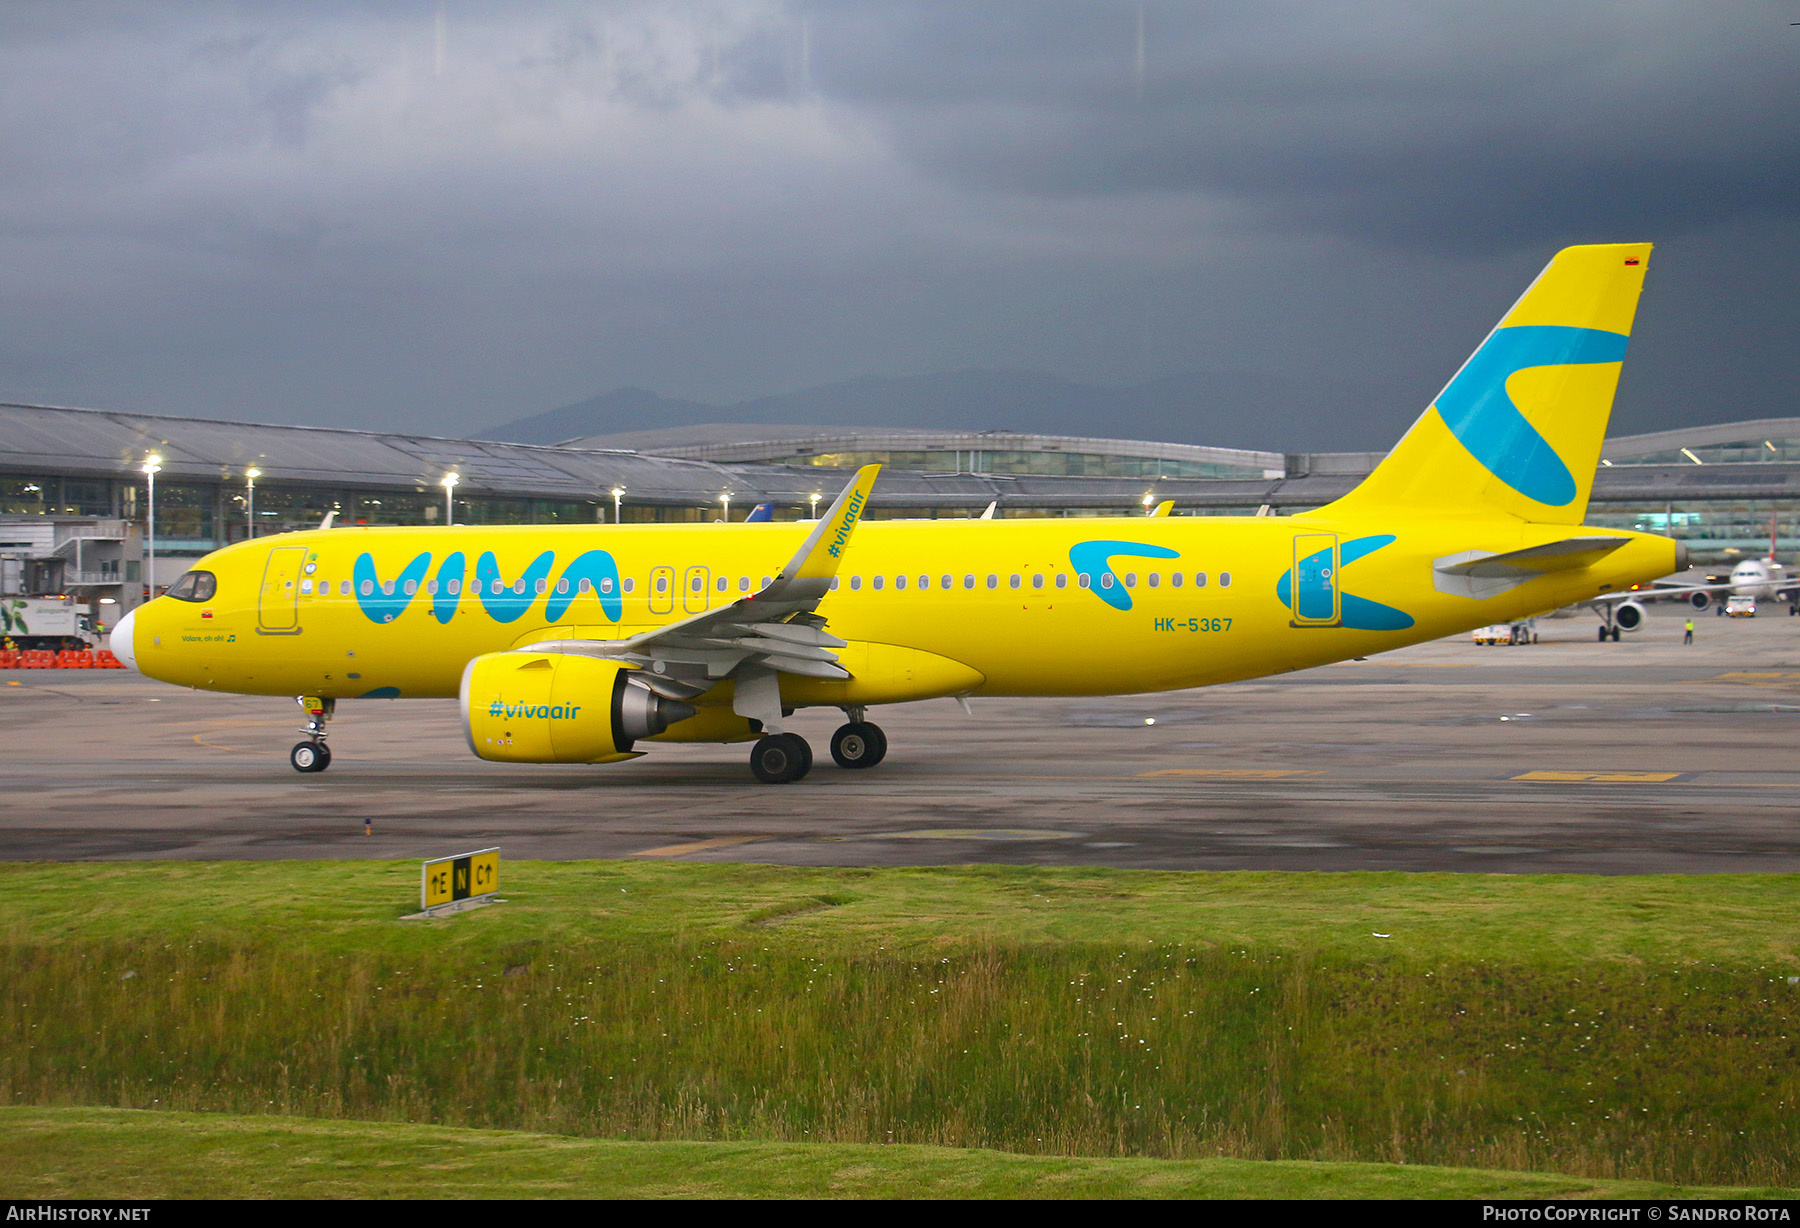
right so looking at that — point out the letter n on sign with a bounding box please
[414,847,501,918]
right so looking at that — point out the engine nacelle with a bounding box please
[1614,600,1646,632]
[459,652,695,763]
[1690,590,1711,611]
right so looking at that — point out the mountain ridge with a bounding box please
[476,368,1410,453]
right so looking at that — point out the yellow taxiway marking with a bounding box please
[1512,770,1685,783]
[630,835,773,858]
[1139,768,1326,779]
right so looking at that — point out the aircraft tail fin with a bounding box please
[1325,243,1651,526]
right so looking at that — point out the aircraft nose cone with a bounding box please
[111,606,139,673]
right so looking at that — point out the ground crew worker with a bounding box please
[1684,618,1694,645]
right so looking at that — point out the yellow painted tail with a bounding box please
[1327,243,1651,525]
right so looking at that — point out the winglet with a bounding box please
[1150,500,1174,517]
[783,464,880,583]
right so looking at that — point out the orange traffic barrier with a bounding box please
[95,650,125,669]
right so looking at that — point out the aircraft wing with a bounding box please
[520,465,881,731]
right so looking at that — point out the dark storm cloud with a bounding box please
[816,1,1800,248]
[0,2,1793,443]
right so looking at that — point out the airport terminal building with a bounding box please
[4,400,1799,620]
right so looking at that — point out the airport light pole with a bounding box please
[245,467,261,541]
[611,487,625,524]
[442,472,459,526]
[809,491,821,519]
[141,455,161,598]
[719,491,732,523]
[1142,491,1156,515]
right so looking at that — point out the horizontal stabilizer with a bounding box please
[1434,536,1629,600]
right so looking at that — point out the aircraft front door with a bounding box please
[257,546,306,635]
[684,565,711,613]
[1290,533,1340,627]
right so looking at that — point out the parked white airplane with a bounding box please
[1572,518,1795,639]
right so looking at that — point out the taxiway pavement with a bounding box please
[4,606,1798,872]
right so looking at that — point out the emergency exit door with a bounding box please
[257,546,306,635]
[1290,533,1340,627]
[683,565,711,613]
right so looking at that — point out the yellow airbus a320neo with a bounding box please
[116,243,1680,783]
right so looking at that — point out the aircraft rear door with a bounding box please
[1290,533,1340,627]
[257,546,306,635]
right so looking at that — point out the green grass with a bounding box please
[2,1108,1787,1200]
[3,862,1799,1192]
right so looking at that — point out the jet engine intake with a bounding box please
[1614,600,1646,632]
[460,651,695,763]
[1690,590,1711,611]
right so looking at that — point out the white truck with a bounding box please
[1725,594,1758,618]
[0,597,98,650]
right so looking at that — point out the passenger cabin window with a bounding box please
[622,578,634,594]
[1078,573,1090,588]
[964,575,975,589]
[1171,573,1183,588]
[873,575,884,590]
[1195,572,1208,587]
[850,576,862,591]
[1009,574,1021,589]
[1100,573,1114,589]
[1220,572,1233,587]
[986,575,998,589]
[1055,573,1067,589]
[895,575,906,590]
[1032,573,1044,589]
[1147,573,1159,588]
[920,575,930,590]
[166,571,217,602]
[717,576,728,592]
[1125,573,1137,588]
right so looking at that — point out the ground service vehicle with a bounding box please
[1726,594,1757,618]
[0,597,98,651]
[116,244,1682,782]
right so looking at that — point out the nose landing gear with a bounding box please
[291,695,335,773]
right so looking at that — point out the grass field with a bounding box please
[5,1107,1788,1200]
[3,861,1798,1195]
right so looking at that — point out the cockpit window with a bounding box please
[166,570,217,602]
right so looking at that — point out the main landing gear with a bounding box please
[747,709,889,783]
[830,721,887,770]
[291,695,335,773]
[750,732,812,784]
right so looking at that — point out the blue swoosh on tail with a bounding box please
[1069,540,1179,611]
[1435,325,1628,506]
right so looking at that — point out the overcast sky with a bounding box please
[2,1,1796,446]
